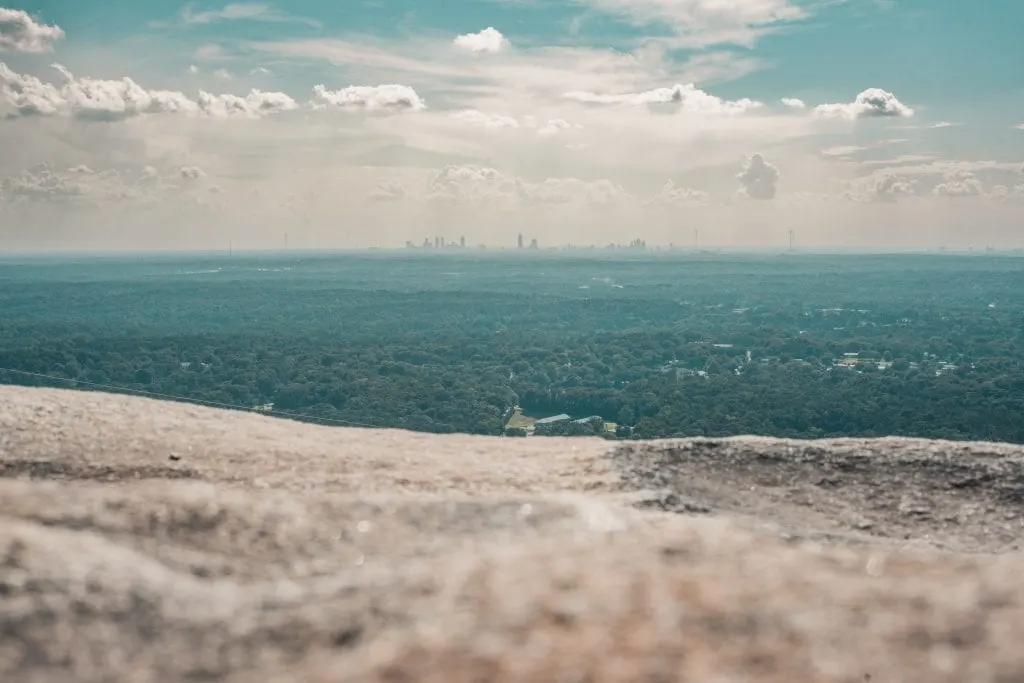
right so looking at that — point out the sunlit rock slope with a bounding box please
[2,386,1024,682]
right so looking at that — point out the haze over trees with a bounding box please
[1,251,1022,443]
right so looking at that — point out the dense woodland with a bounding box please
[2,251,1023,442]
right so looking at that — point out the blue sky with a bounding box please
[12,0,1024,118]
[0,0,1022,251]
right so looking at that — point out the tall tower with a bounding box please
[788,230,795,251]
[517,233,524,249]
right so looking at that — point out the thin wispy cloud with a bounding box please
[151,3,321,29]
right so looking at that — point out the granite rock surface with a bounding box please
[2,386,1023,682]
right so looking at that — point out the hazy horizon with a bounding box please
[1,1,1022,252]
[3,247,1024,264]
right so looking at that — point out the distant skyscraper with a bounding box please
[529,238,538,250]
[517,233,524,249]
[460,236,466,249]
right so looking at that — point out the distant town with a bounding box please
[399,234,1021,255]
[405,233,654,252]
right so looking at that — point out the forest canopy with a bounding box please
[2,251,1022,443]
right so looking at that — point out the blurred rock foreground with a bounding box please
[2,385,1024,682]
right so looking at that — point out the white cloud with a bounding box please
[0,7,64,53]
[868,173,916,201]
[537,118,574,135]
[843,160,1024,204]
[571,0,805,47]
[814,88,914,120]
[422,164,633,209]
[252,35,766,112]
[155,2,321,28]
[196,89,298,118]
[453,27,509,54]
[821,145,866,158]
[451,109,519,129]
[1,162,85,200]
[0,62,430,120]
[309,83,426,113]
[179,165,206,180]
[927,121,960,129]
[251,66,272,76]
[737,153,779,199]
[563,83,762,115]
[187,64,200,75]
[213,68,232,81]
[989,184,1024,204]
[649,179,709,205]
[0,162,205,206]
[182,2,274,23]
[932,170,983,197]
[780,97,805,109]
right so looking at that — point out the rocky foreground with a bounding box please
[2,386,1024,682]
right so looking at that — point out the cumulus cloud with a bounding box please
[0,62,297,120]
[845,161,1024,203]
[309,83,426,112]
[564,83,762,115]
[0,7,64,53]
[871,173,916,201]
[932,170,983,197]
[737,153,779,199]
[179,166,206,180]
[989,184,1024,204]
[0,62,429,120]
[650,180,709,206]
[427,164,515,204]
[423,164,631,208]
[452,27,509,54]
[0,62,65,115]
[0,162,179,205]
[814,88,914,120]
[1,162,84,200]
[47,64,206,121]
[451,109,519,129]
[196,88,297,117]
[780,97,805,109]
